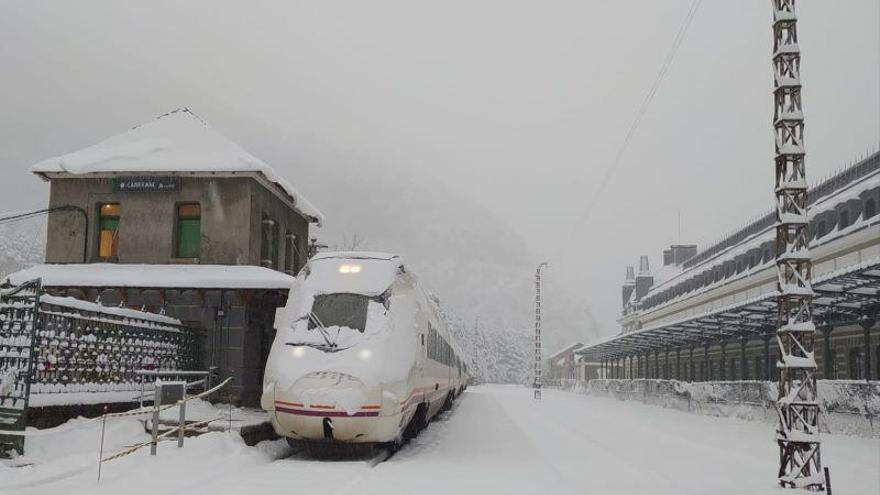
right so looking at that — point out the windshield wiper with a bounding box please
[285,342,349,353]
[306,311,335,348]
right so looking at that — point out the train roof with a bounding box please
[311,251,400,261]
[305,252,403,297]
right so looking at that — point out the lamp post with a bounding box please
[534,262,548,400]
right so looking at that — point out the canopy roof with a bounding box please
[579,257,880,361]
[6,263,295,290]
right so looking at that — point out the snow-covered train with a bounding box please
[261,252,469,447]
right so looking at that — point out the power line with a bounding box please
[0,209,53,226]
[551,0,703,262]
[0,206,89,262]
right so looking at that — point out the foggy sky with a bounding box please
[1,1,878,337]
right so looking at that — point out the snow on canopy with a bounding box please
[30,108,324,225]
[40,294,181,325]
[5,263,295,290]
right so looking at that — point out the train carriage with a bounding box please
[261,252,468,447]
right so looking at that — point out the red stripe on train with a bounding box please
[275,406,380,418]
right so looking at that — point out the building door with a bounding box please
[98,203,121,260]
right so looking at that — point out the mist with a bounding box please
[1,0,877,347]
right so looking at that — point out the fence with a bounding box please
[569,378,880,437]
[29,295,202,399]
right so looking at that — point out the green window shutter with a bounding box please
[177,218,201,258]
[100,217,119,231]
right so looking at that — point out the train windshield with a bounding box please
[308,293,369,333]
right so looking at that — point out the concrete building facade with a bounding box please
[581,152,880,383]
[8,109,323,405]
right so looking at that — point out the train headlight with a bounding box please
[357,348,373,360]
[291,346,306,358]
[338,264,362,274]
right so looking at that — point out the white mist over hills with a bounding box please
[0,217,45,279]
[255,141,601,382]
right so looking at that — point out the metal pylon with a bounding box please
[771,0,822,489]
[534,262,548,400]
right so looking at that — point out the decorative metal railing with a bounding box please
[29,295,202,396]
[0,280,203,400]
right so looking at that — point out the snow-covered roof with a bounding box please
[639,167,880,304]
[546,342,584,361]
[30,108,324,225]
[6,263,295,290]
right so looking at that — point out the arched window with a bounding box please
[815,221,826,239]
[865,198,877,219]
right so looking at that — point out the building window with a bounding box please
[838,210,850,230]
[176,203,201,258]
[849,348,865,380]
[260,214,278,268]
[284,231,298,275]
[815,221,826,239]
[865,198,877,219]
[826,348,837,379]
[98,203,121,260]
[876,345,880,381]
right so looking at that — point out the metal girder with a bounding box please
[771,1,822,487]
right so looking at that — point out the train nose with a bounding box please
[272,371,382,442]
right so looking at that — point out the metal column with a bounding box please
[771,1,822,487]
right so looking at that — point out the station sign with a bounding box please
[113,176,179,192]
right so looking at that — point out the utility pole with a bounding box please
[533,262,548,400]
[771,0,822,489]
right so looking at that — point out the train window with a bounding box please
[308,293,369,332]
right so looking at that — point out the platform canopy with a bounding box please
[578,257,880,362]
[5,263,295,290]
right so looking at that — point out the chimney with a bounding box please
[635,255,653,300]
[622,265,636,306]
[664,244,698,266]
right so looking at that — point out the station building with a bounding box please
[544,342,583,384]
[7,108,323,405]
[579,152,880,382]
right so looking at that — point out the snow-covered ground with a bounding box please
[2,385,877,495]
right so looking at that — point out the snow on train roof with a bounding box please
[30,108,324,225]
[311,251,400,261]
[305,253,403,296]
